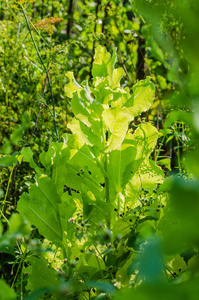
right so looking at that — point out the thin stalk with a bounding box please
[16,22,21,45]
[30,75,48,139]
[102,124,111,227]
[90,0,101,78]
[118,48,133,84]
[20,258,25,300]
[2,164,15,213]
[104,154,110,228]
[173,124,182,174]
[11,259,22,288]
[7,162,19,206]
[0,209,9,224]
[20,5,59,141]
[155,135,166,162]
[176,135,182,174]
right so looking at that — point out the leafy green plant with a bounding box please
[16,45,165,299]
[0,213,31,300]
[2,1,199,299]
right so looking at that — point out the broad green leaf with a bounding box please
[51,152,70,195]
[119,123,158,186]
[39,142,65,170]
[82,192,111,224]
[18,192,62,243]
[68,143,103,182]
[68,118,91,147]
[168,254,187,275]
[120,146,138,188]
[102,108,128,152]
[66,131,102,175]
[34,175,62,212]
[68,117,103,150]
[125,159,164,201]
[63,162,103,198]
[79,120,103,149]
[62,163,84,191]
[124,78,155,121]
[25,257,59,293]
[138,159,164,189]
[82,185,96,219]
[108,150,123,196]
[112,67,125,89]
[39,142,70,195]
[64,71,82,98]
[18,176,63,243]
[59,193,78,243]
[80,251,106,280]
[128,236,165,283]
[92,45,117,87]
[107,146,136,210]
[71,92,92,127]
[93,82,113,103]
[157,158,171,171]
[0,280,16,300]
[131,123,158,160]
[88,100,104,120]
[92,45,111,79]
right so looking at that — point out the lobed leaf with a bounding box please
[124,78,155,121]
[64,71,82,98]
[18,176,63,243]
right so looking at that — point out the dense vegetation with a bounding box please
[1,0,199,299]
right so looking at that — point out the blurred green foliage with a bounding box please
[1,0,199,299]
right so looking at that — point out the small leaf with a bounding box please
[157,158,171,171]
[132,123,158,160]
[25,257,59,293]
[65,71,82,98]
[103,108,128,152]
[124,78,155,120]
[112,67,124,89]
[71,92,92,127]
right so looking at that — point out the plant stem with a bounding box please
[104,154,110,228]
[2,164,15,213]
[90,0,101,78]
[173,123,182,174]
[21,259,25,300]
[20,5,59,141]
[0,209,9,224]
